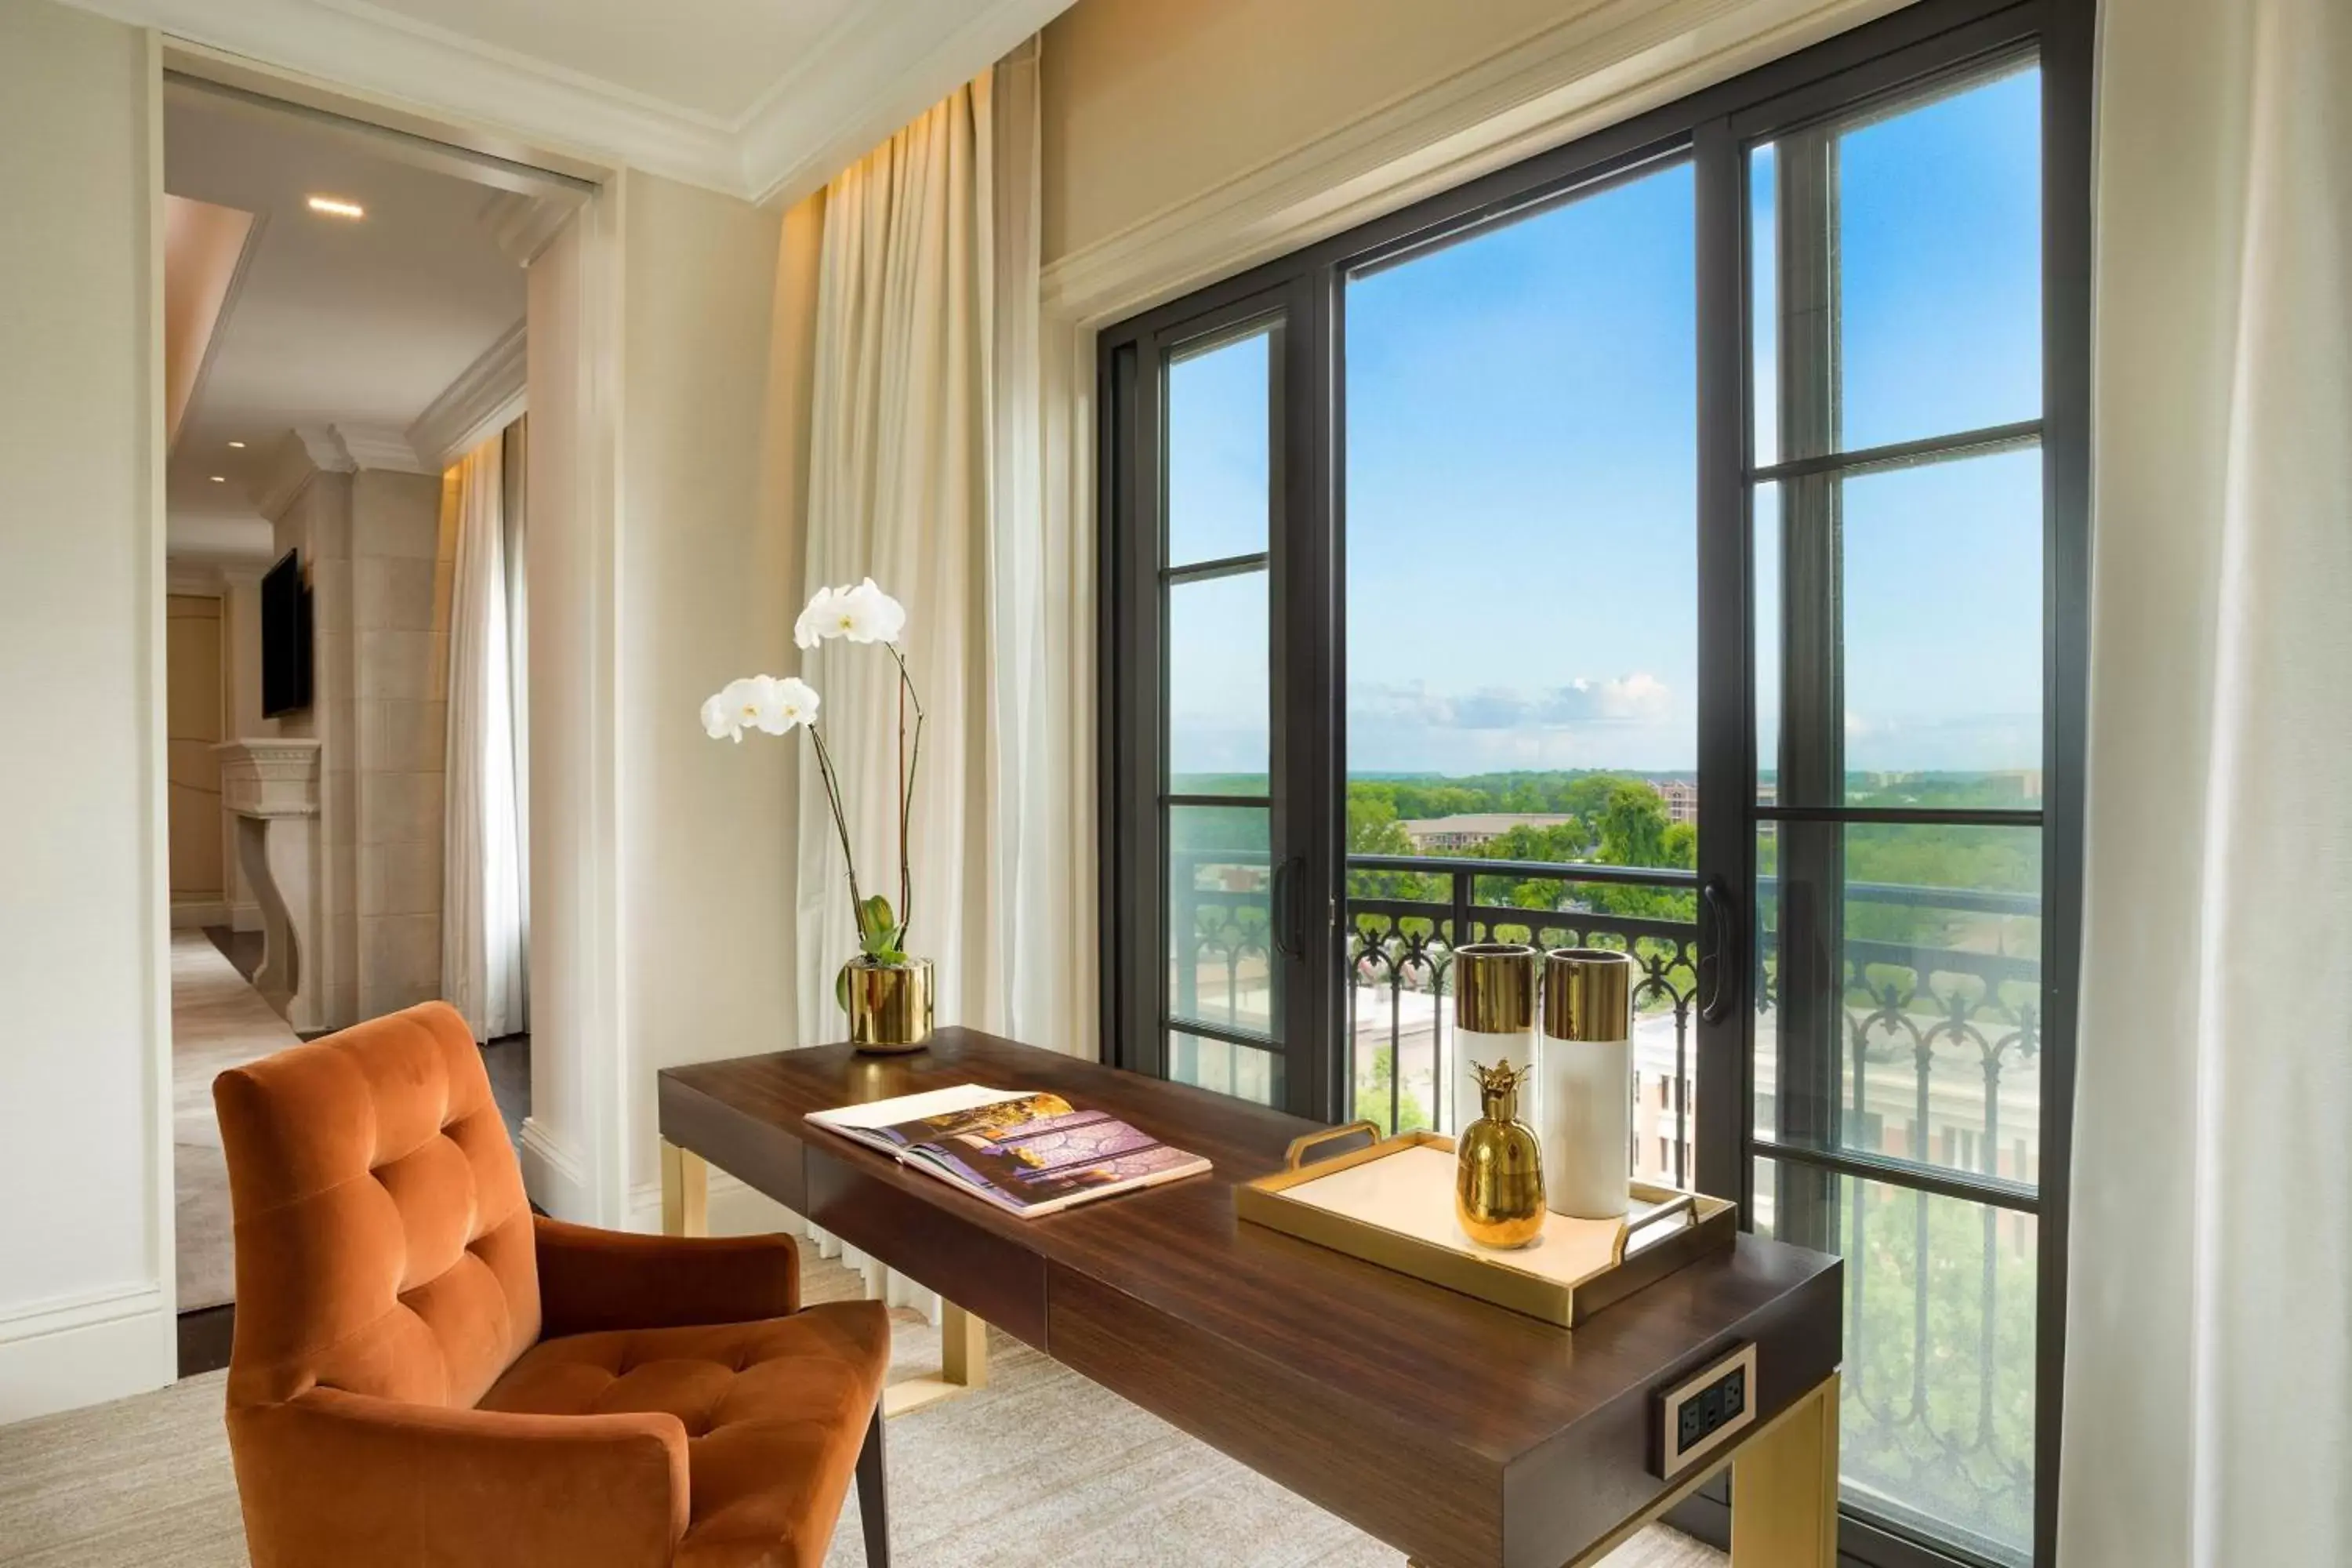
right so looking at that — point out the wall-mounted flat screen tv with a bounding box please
[260,548,313,718]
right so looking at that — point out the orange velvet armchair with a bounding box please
[213,1001,894,1568]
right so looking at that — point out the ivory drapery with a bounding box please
[787,42,1082,1308]
[2062,0,2351,1562]
[793,39,1082,1060]
[442,433,529,1043]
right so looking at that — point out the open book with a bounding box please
[808,1084,1210,1218]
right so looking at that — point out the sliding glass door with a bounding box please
[1098,3,2086,1562]
[1102,284,1338,1116]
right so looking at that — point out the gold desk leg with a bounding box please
[1730,1371,1840,1568]
[660,1141,708,1237]
[881,1300,989,1418]
[1402,1370,1842,1568]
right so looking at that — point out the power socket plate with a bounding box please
[1653,1341,1758,1479]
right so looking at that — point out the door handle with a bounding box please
[1698,877,1738,1024]
[1270,855,1306,960]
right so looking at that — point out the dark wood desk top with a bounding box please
[661,1027,1841,1568]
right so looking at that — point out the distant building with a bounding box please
[1400,813,1579,852]
[1650,779,1698,825]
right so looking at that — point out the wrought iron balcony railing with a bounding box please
[1168,847,2043,1554]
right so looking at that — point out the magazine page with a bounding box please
[807,1084,1208,1216]
[808,1084,1032,1150]
[895,1098,1203,1214]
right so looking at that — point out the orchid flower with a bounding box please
[704,580,924,985]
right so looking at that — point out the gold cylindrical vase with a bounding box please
[1538,948,1635,1218]
[1451,942,1539,1135]
[845,957,933,1054]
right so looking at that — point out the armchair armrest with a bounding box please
[534,1212,801,1338]
[227,1387,688,1568]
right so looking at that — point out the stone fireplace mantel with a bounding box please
[213,739,322,1030]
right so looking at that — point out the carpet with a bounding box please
[1,1258,1722,1567]
[170,931,303,1311]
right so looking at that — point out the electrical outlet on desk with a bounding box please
[1653,1341,1759,1479]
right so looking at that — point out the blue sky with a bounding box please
[1167,65,2044,782]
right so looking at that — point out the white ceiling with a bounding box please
[65,0,1079,201]
[164,87,524,535]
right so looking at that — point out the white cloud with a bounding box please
[1352,674,1675,731]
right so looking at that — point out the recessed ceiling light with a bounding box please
[306,195,365,220]
[210,475,226,483]
[227,440,246,449]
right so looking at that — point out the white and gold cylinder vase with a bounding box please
[1537,948,1635,1219]
[1451,943,1539,1136]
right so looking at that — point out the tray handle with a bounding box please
[1283,1120,1385,1171]
[1611,1192,1699,1265]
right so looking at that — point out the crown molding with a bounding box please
[256,425,347,518]
[66,0,741,191]
[477,189,576,268]
[409,318,527,470]
[1040,0,1905,325]
[737,0,1072,207]
[64,0,1080,202]
[333,423,430,474]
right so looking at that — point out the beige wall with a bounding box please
[263,461,451,1026]
[0,0,174,1419]
[165,593,225,906]
[351,466,452,1019]
[1041,0,1600,263]
[269,470,354,1020]
[615,171,801,1218]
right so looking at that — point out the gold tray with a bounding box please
[1236,1123,1737,1328]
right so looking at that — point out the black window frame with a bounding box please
[1097,2,2089,1562]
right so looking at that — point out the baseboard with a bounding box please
[0,1283,174,1423]
[518,1117,593,1223]
[624,1170,800,1238]
[230,901,263,933]
[169,898,228,930]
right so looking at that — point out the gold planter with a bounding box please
[844,957,933,1054]
[1454,1058,1546,1250]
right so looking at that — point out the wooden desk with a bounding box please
[659,1028,1842,1568]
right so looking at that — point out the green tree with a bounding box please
[1597,782,1671,867]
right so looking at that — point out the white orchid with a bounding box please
[794,577,906,648]
[699,674,821,742]
[765,676,820,732]
[706,578,926,983]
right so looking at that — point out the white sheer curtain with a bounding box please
[794,41,1078,1051]
[443,432,529,1043]
[2063,1,2351,1563]
[789,42,1080,1308]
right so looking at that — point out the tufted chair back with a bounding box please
[215,1001,540,1412]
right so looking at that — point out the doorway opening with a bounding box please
[160,74,584,1374]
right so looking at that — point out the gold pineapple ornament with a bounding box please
[1454,1058,1547,1250]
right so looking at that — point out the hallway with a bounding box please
[168,931,298,1312]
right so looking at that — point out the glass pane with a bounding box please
[1755,824,2042,1181]
[1166,328,1272,568]
[1753,1156,2038,1566]
[1167,568,1269,786]
[1167,804,1275,1037]
[1341,160,1701,1149]
[1169,1031,1283,1107]
[1751,63,2042,462]
[1757,449,2045,808]
[1345,160,1696,785]
[1839,65,2043,448]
